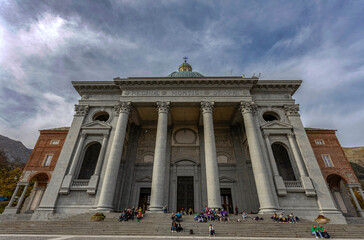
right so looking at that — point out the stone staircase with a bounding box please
[0,212,364,238]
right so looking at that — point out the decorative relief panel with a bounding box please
[171,146,200,163]
[172,127,199,146]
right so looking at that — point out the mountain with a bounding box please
[0,134,32,163]
[343,147,364,182]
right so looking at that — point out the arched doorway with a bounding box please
[22,172,49,213]
[77,142,101,179]
[271,143,296,181]
[327,174,357,216]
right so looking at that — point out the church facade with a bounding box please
[31,59,346,223]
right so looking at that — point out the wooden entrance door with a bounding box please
[177,176,194,212]
[221,188,233,212]
[138,188,151,212]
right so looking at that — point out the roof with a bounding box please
[305,127,337,131]
[167,71,204,77]
[40,127,70,131]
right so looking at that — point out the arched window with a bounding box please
[77,142,101,179]
[271,143,296,181]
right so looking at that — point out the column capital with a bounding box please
[103,132,109,138]
[201,101,214,114]
[114,101,132,116]
[239,101,256,114]
[80,132,87,138]
[263,132,270,138]
[284,104,300,116]
[156,101,170,114]
[74,104,89,116]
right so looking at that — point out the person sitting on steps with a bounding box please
[136,211,143,222]
[177,222,183,232]
[171,221,177,233]
[209,224,215,237]
[312,224,320,238]
[175,212,182,222]
[318,224,330,238]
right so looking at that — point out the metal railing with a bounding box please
[284,181,302,188]
[72,179,89,187]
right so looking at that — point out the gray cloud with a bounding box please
[0,0,364,147]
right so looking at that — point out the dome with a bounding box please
[167,57,204,77]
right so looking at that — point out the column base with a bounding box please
[2,207,19,215]
[95,207,114,212]
[148,206,163,212]
[208,205,223,210]
[259,207,277,214]
[357,210,364,218]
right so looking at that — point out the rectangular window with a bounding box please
[322,154,334,167]
[50,140,60,145]
[315,140,325,145]
[44,154,53,166]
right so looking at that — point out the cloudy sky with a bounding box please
[0,0,364,148]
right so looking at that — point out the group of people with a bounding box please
[118,207,144,222]
[271,212,299,223]
[171,212,184,232]
[312,224,330,238]
[194,209,231,222]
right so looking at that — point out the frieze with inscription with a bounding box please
[122,89,248,97]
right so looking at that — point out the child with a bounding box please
[209,224,215,237]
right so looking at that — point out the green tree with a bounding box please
[0,167,23,198]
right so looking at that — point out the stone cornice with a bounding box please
[113,77,258,88]
[72,81,121,95]
[71,78,302,96]
[252,80,302,95]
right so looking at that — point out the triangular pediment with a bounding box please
[219,176,235,183]
[81,121,111,130]
[261,120,292,130]
[136,176,152,182]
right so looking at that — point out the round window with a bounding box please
[263,111,279,122]
[93,111,110,122]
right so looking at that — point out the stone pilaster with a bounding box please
[97,101,132,211]
[201,101,221,209]
[149,101,170,212]
[284,104,346,224]
[287,132,316,196]
[240,101,276,213]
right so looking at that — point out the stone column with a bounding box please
[87,133,109,194]
[287,132,316,196]
[201,101,221,209]
[16,183,29,210]
[7,185,20,207]
[240,101,276,213]
[349,187,364,217]
[97,101,132,211]
[149,101,170,212]
[263,133,287,196]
